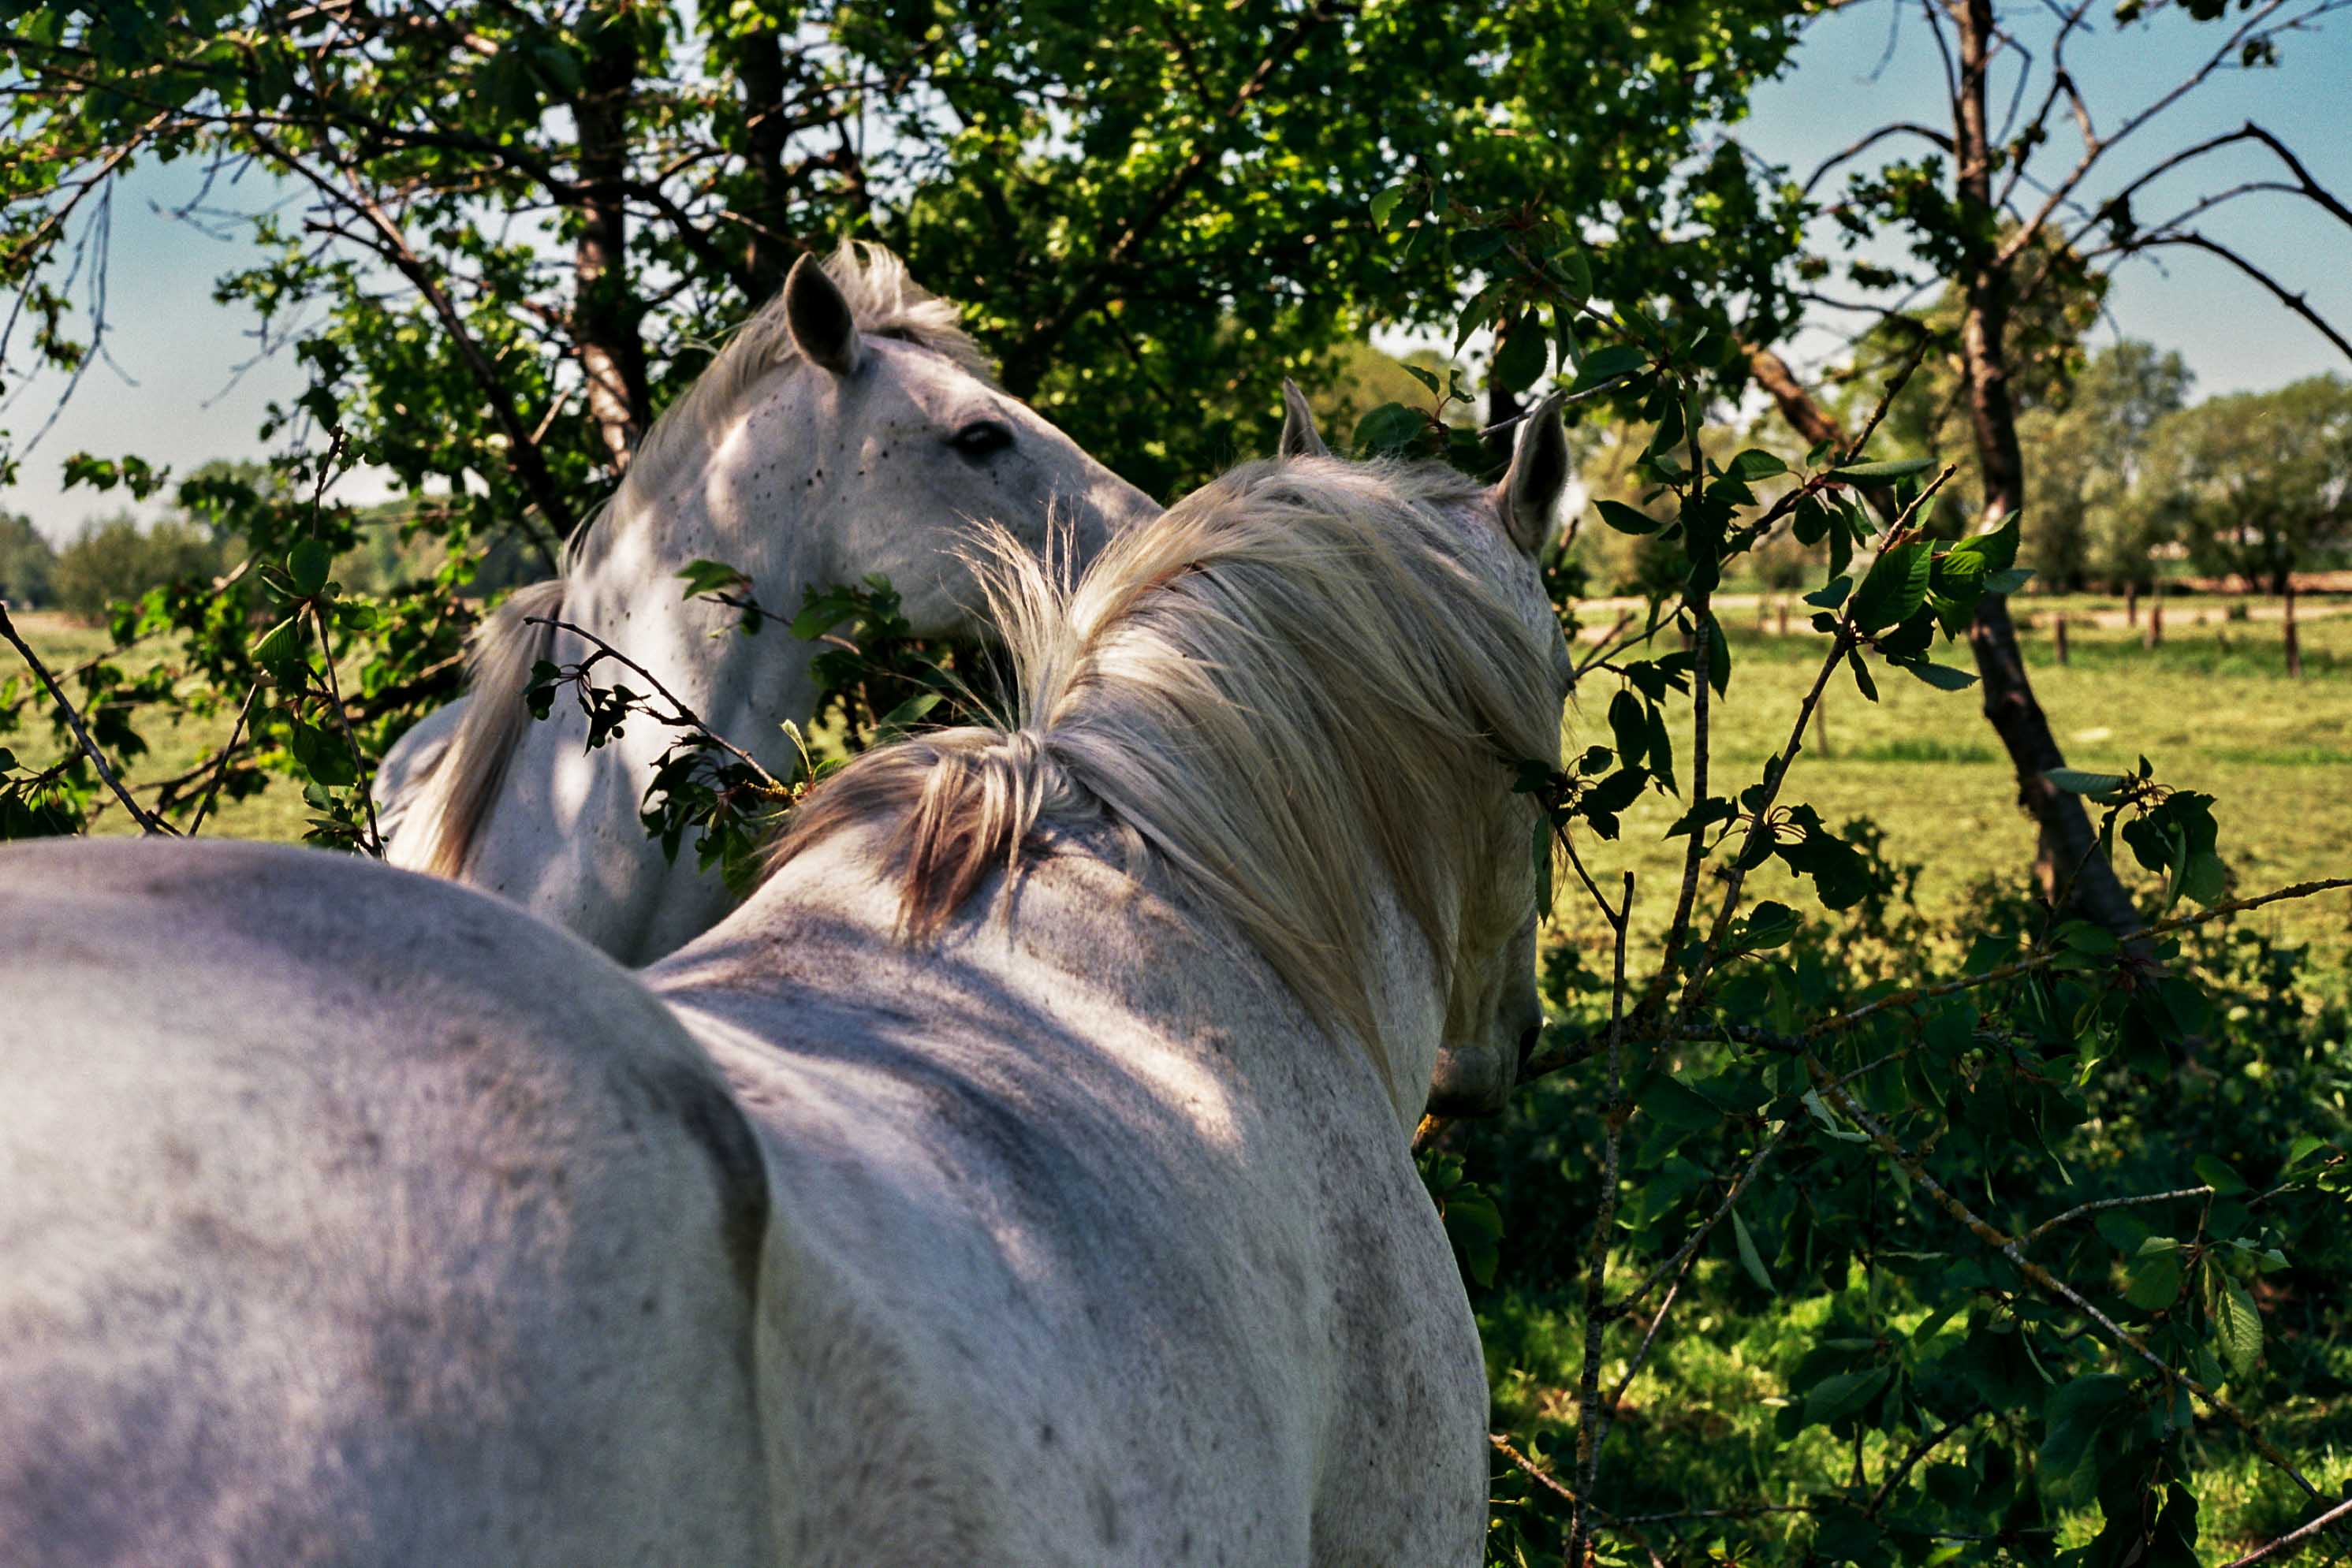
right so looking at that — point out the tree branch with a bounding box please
[0,602,174,835]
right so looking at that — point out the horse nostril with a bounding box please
[1516,1023,1542,1070]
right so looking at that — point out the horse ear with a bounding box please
[784,251,863,377]
[1278,378,1329,460]
[1494,392,1570,557]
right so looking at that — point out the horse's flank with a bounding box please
[401,242,1000,890]
[767,456,1564,1108]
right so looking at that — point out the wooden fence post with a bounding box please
[2286,579,2303,679]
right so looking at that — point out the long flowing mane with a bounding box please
[767,457,1564,1102]
[405,242,990,881]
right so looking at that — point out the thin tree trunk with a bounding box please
[1949,0,2142,937]
[734,27,805,303]
[574,7,651,475]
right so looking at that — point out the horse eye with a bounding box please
[948,419,1016,460]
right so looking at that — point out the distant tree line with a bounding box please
[1569,354,2352,600]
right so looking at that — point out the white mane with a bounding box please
[769,456,1564,1101]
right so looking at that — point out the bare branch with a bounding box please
[185,681,263,837]
[1802,121,1955,196]
[1995,0,2299,268]
[1567,871,1635,1568]
[2023,1185,2215,1246]
[2113,231,2352,366]
[2225,1494,2352,1568]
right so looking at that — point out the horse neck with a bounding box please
[561,385,831,765]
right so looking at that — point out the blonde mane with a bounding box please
[767,458,1564,1101]
[407,240,992,880]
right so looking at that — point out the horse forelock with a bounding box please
[766,457,1564,1108]
[565,240,996,575]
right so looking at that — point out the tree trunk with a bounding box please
[734,27,805,303]
[573,7,652,475]
[1949,0,2142,938]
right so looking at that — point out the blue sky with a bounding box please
[7,0,2349,542]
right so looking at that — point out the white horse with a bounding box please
[377,242,1159,963]
[0,398,1574,1565]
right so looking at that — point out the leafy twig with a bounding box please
[307,603,382,855]
[186,680,262,837]
[0,602,173,835]
[524,614,788,792]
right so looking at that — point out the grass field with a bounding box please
[4,611,314,842]
[1556,591,2352,970]
[9,593,2352,961]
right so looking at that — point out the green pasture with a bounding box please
[1559,591,2352,970]
[6,611,312,843]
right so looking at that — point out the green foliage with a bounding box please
[0,0,1813,855]
[50,513,225,622]
[2135,377,2352,595]
[0,512,56,607]
[1424,188,2350,1567]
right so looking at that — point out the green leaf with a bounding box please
[2039,1373,2133,1480]
[1725,449,1787,482]
[1803,1367,1891,1428]
[2211,1274,2262,1376]
[1802,575,1851,610]
[873,691,942,739]
[1945,512,2021,573]
[678,557,750,598]
[2123,1235,2184,1310]
[1351,401,1426,456]
[1567,342,1647,394]
[1608,689,1647,766]
[2045,767,2129,800]
[1370,184,1410,228]
[1704,616,1731,697]
[1844,646,1879,702]
[2193,1155,2248,1195]
[1828,455,1936,486]
[1731,1205,1776,1294]
[1849,542,1933,634]
[1896,659,1977,691]
[251,614,303,668]
[1493,313,1549,393]
[1740,899,1800,949]
[1639,1073,1726,1134]
[285,540,331,597]
[1595,499,1663,536]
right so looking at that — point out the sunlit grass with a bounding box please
[1557,597,2352,970]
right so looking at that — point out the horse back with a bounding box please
[662,838,1491,1565]
[0,840,770,1566]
